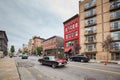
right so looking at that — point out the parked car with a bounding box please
[21,54,28,59]
[70,54,89,62]
[38,56,67,68]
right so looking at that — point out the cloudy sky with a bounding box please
[0,0,79,51]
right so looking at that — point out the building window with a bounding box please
[85,26,96,33]
[85,17,96,25]
[110,0,120,9]
[75,22,78,27]
[84,0,96,9]
[112,53,120,60]
[112,42,120,50]
[86,35,96,42]
[71,32,74,37]
[65,27,68,32]
[110,10,120,19]
[75,31,78,36]
[86,44,96,51]
[66,41,72,47]
[66,34,68,39]
[110,20,120,29]
[111,31,120,40]
[85,8,96,17]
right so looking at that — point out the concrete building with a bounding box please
[79,0,120,60]
[63,14,80,56]
[43,36,64,55]
[0,30,8,57]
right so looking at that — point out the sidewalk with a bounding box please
[90,59,120,64]
[0,57,20,80]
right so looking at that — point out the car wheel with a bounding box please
[81,59,84,62]
[52,64,56,68]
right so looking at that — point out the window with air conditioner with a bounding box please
[110,0,120,9]
[85,17,96,25]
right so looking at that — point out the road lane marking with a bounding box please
[69,64,120,75]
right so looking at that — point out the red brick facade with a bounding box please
[63,14,80,55]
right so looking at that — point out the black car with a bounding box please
[70,55,89,62]
[38,56,67,68]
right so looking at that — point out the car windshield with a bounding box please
[23,54,28,56]
[49,56,55,61]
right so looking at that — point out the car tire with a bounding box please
[52,64,56,68]
[81,59,84,62]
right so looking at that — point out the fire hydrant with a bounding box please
[104,61,108,65]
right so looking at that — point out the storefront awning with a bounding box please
[64,47,71,52]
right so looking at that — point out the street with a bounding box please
[15,56,120,80]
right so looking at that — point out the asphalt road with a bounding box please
[15,56,120,80]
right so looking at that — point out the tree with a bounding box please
[18,49,22,53]
[36,46,43,56]
[10,45,15,55]
[102,35,113,64]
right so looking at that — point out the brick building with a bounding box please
[0,30,8,57]
[63,14,80,56]
[43,36,64,55]
[79,0,120,60]
[28,36,45,55]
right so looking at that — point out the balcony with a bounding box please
[84,3,96,11]
[110,16,120,22]
[85,39,97,44]
[110,2,120,11]
[84,30,97,36]
[112,37,120,42]
[110,48,120,52]
[85,13,96,19]
[85,48,97,53]
[110,27,120,32]
[85,23,97,28]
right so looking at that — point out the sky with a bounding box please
[0,0,80,51]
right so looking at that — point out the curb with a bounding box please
[90,60,120,64]
[14,58,21,80]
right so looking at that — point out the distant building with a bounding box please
[79,0,120,60]
[0,30,8,57]
[28,39,34,55]
[63,14,80,56]
[43,36,64,55]
[28,36,45,55]
[22,44,28,53]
